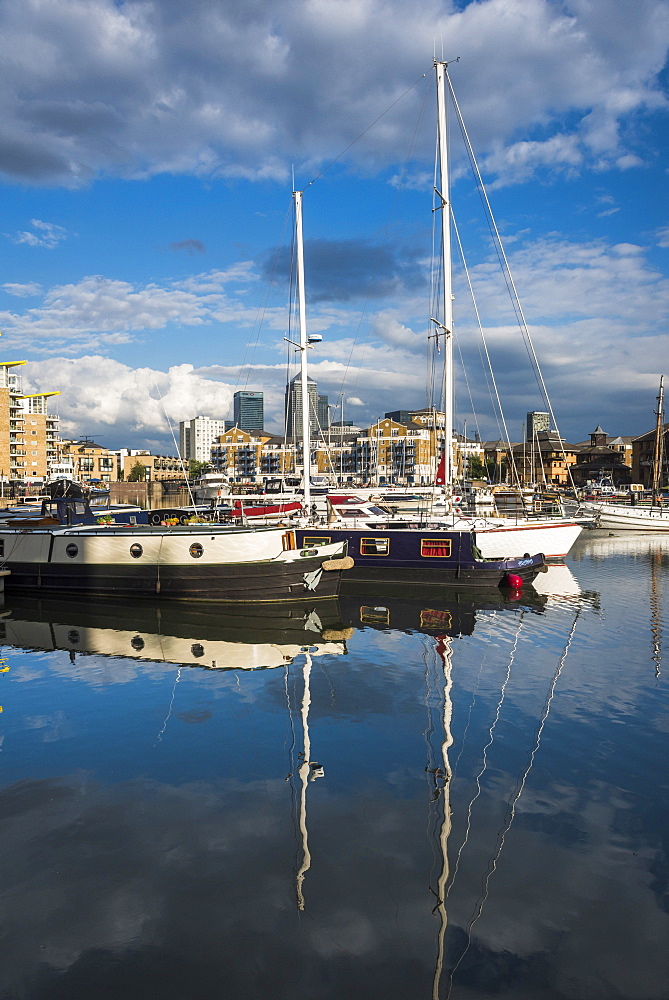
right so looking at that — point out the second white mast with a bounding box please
[293,189,311,510]
[435,59,454,491]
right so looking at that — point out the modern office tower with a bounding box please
[285,375,319,438]
[527,411,550,440]
[233,390,264,431]
[179,415,228,463]
[317,394,329,433]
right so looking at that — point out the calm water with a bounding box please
[0,532,667,1000]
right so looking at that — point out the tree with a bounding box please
[189,460,210,478]
[467,456,487,480]
[127,461,147,482]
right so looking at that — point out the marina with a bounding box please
[0,9,667,1000]
[0,530,666,998]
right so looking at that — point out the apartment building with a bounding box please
[59,440,117,482]
[210,427,296,482]
[115,449,186,482]
[179,416,228,463]
[0,361,60,482]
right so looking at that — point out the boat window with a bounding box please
[129,543,143,559]
[420,609,453,629]
[360,605,390,625]
[360,537,390,556]
[131,635,145,650]
[0,540,3,557]
[302,536,331,546]
[189,543,204,559]
[421,539,452,558]
[340,508,365,517]
[191,643,205,657]
[65,543,78,558]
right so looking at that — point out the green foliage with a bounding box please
[127,461,147,482]
[466,456,487,479]
[188,460,210,478]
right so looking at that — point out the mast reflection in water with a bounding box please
[0,534,667,1000]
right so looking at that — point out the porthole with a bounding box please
[191,643,205,658]
[66,543,78,558]
[130,543,143,559]
[189,543,204,559]
[131,635,145,651]
[67,629,80,644]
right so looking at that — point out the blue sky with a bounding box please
[0,0,667,453]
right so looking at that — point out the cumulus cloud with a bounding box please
[23,358,236,451]
[0,0,665,188]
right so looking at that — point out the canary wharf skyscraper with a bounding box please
[233,390,264,431]
[285,375,318,438]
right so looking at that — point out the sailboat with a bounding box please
[579,377,669,531]
[290,168,545,589]
[305,59,588,561]
[296,59,597,581]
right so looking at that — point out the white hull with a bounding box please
[582,501,669,531]
[459,517,585,559]
[0,522,348,601]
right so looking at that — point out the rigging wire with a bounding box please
[445,607,582,999]
[303,72,430,191]
[447,72,577,490]
[451,213,520,484]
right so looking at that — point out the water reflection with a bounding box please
[0,550,667,999]
[0,595,351,670]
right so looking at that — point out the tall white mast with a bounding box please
[293,189,311,510]
[435,59,453,490]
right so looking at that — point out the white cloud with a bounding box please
[2,281,42,297]
[9,219,68,248]
[0,269,266,353]
[0,0,665,187]
[656,227,669,248]
[24,358,235,451]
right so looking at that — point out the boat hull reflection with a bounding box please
[0,595,351,670]
[339,584,546,637]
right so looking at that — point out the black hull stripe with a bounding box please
[2,558,342,603]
